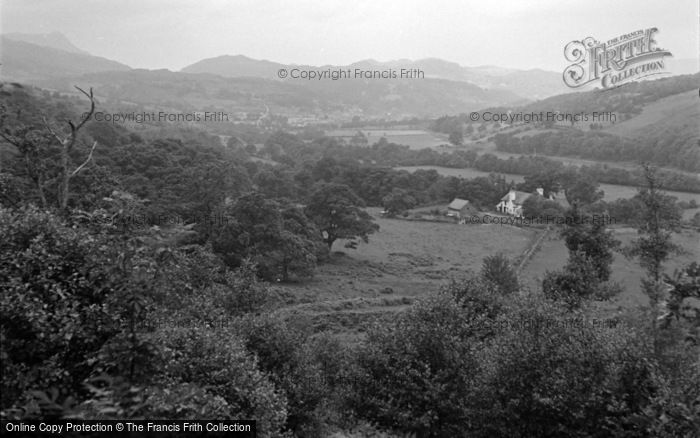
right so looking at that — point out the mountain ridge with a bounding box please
[181,54,569,100]
[0,37,131,81]
[4,31,90,55]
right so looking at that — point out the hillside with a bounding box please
[0,37,131,81]
[603,89,699,139]
[3,31,90,55]
[182,55,568,100]
[434,74,700,173]
[181,54,294,78]
[29,68,526,118]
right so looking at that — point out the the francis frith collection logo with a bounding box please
[563,27,672,89]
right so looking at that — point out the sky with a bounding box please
[1,0,698,71]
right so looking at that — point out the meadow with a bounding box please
[274,205,699,339]
[272,207,539,337]
[519,226,700,312]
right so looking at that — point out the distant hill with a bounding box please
[182,55,569,100]
[482,73,700,173]
[0,37,131,81]
[4,31,90,55]
[30,68,526,118]
[1,39,526,117]
[604,89,699,139]
[181,54,291,79]
[518,73,700,123]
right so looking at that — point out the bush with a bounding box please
[0,207,120,409]
[141,383,234,420]
[473,299,660,437]
[350,280,503,437]
[151,325,288,437]
[542,252,620,310]
[233,314,330,437]
[480,253,519,294]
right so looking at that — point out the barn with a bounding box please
[447,198,475,223]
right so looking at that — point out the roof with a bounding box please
[500,190,532,205]
[448,198,471,210]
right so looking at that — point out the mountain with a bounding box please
[181,55,569,100]
[0,37,131,82]
[1,37,525,118]
[181,54,290,79]
[4,31,90,55]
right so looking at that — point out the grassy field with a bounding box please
[272,207,539,337]
[519,227,700,313]
[273,205,699,339]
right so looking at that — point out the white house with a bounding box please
[496,189,536,217]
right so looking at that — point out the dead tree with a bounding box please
[43,86,98,210]
[0,85,97,210]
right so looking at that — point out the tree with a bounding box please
[517,170,562,198]
[245,143,257,155]
[350,281,501,437]
[625,164,682,307]
[448,130,464,146]
[561,207,620,282]
[563,173,604,208]
[305,183,379,251]
[210,193,320,281]
[0,85,98,210]
[152,325,288,436]
[480,254,519,295]
[476,298,660,437]
[543,206,622,310]
[521,195,565,219]
[0,206,169,412]
[43,87,98,210]
[542,252,618,310]
[381,188,416,217]
[254,168,297,200]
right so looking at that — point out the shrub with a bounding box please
[151,325,288,437]
[350,280,502,437]
[473,299,661,437]
[480,253,519,295]
[0,207,119,408]
[233,314,330,437]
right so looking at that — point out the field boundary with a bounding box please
[516,225,552,274]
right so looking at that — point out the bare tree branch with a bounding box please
[42,117,64,145]
[71,86,95,135]
[71,141,97,177]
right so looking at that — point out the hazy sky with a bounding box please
[2,0,698,71]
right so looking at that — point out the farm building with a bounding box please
[447,198,476,223]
